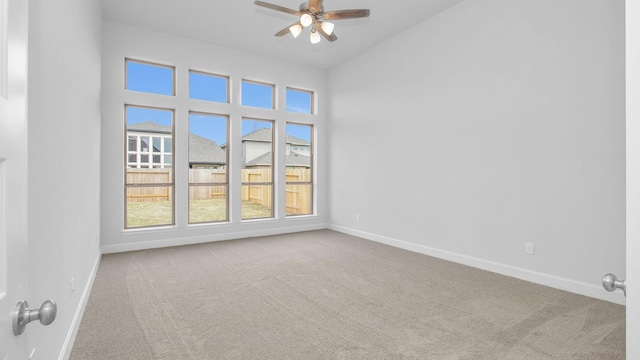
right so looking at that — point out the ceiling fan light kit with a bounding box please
[254,0,370,44]
[289,24,303,38]
[320,21,334,35]
[310,28,321,44]
[300,13,314,27]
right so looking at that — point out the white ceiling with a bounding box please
[101,0,465,69]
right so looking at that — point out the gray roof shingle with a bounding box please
[244,152,273,167]
[127,121,171,134]
[244,151,310,168]
[287,152,311,167]
[241,128,310,146]
[189,133,226,164]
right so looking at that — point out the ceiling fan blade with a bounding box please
[322,9,370,20]
[308,0,323,12]
[254,1,301,16]
[275,22,301,37]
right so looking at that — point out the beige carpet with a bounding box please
[70,230,625,359]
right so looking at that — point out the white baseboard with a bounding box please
[102,222,329,254]
[329,225,626,306]
[58,251,102,360]
[102,222,625,305]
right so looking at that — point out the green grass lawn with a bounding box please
[189,199,227,224]
[127,200,173,228]
[127,199,272,228]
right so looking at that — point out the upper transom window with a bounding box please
[125,59,175,96]
[242,80,275,109]
[189,70,229,103]
[286,87,313,114]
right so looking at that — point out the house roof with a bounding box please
[287,152,311,167]
[241,128,310,146]
[244,152,272,167]
[242,128,272,142]
[189,133,226,165]
[286,135,310,146]
[244,151,310,168]
[128,121,171,134]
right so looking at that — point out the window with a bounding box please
[241,119,274,220]
[125,59,174,96]
[127,133,172,169]
[189,112,229,224]
[286,123,313,216]
[189,70,229,103]
[125,106,174,228]
[242,80,275,109]
[286,88,313,114]
[122,57,319,230]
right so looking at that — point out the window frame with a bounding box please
[241,118,275,220]
[124,104,176,229]
[285,122,314,217]
[121,56,321,231]
[188,111,230,224]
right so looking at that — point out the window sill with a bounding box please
[121,225,178,235]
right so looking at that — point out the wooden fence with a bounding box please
[126,168,311,214]
[285,169,311,215]
[189,169,227,200]
[126,169,172,202]
[242,169,273,210]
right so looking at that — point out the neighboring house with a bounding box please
[127,122,173,169]
[285,134,311,158]
[225,127,310,169]
[285,152,311,169]
[127,123,309,170]
[189,133,227,169]
[127,121,226,169]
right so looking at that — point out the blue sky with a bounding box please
[126,60,312,144]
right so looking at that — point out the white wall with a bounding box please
[245,141,272,163]
[101,21,328,252]
[328,0,626,303]
[28,0,102,358]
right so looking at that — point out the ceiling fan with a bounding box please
[254,0,370,44]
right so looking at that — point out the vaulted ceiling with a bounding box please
[101,0,465,69]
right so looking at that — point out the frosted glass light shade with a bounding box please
[310,29,321,44]
[320,22,334,35]
[289,24,303,38]
[300,13,313,27]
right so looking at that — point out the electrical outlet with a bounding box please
[524,242,535,255]
[356,213,360,221]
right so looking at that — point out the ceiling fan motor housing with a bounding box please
[300,2,323,16]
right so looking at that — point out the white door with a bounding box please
[628,1,640,359]
[0,0,29,358]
